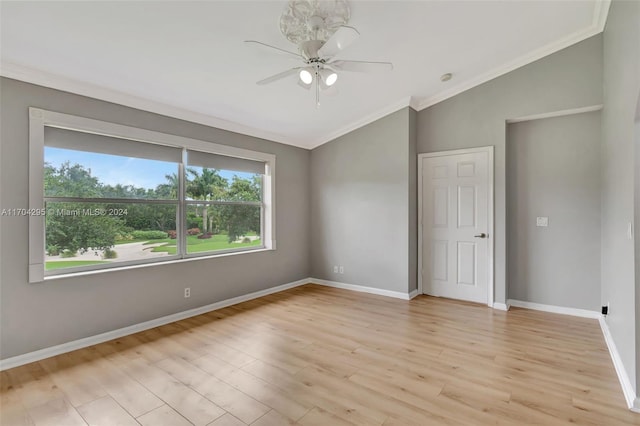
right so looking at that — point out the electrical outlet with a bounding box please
[333,265,338,273]
[339,266,344,274]
[536,217,549,227]
[184,287,191,298]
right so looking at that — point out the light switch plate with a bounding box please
[536,217,549,227]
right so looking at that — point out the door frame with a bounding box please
[417,146,495,307]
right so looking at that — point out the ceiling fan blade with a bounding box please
[317,26,360,58]
[330,60,393,73]
[256,68,301,85]
[244,40,302,60]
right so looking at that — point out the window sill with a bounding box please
[40,246,275,282]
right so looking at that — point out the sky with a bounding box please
[45,147,256,190]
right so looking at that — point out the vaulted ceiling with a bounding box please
[0,1,608,149]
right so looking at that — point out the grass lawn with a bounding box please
[115,231,257,246]
[151,234,261,255]
[45,234,260,270]
[45,260,110,270]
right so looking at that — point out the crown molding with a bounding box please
[506,104,603,124]
[0,61,301,147]
[307,96,413,149]
[414,0,611,112]
[0,61,410,151]
[593,0,611,31]
[408,97,421,111]
[0,1,610,149]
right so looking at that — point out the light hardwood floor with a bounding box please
[1,284,639,425]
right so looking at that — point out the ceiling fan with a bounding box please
[245,0,393,107]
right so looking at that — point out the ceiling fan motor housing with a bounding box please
[300,40,324,60]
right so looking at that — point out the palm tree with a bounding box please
[186,168,227,234]
[156,172,179,199]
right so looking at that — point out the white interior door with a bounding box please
[420,148,492,304]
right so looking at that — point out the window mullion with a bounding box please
[186,201,262,207]
[260,174,265,248]
[43,197,177,204]
[178,149,187,258]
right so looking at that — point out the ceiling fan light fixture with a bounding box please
[322,69,338,86]
[299,68,313,84]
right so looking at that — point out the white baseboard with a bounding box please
[310,278,415,300]
[0,278,419,371]
[509,299,637,412]
[492,302,510,311]
[598,316,638,411]
[0,278,309,371]
[6,279,633,415]
[507,299,600,319]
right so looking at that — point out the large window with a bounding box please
[29,108,275,281]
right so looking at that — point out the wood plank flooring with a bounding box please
[1,284,638,425]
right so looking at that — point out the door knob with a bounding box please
[474,233,488,238]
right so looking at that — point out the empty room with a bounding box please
[1,0,639,425]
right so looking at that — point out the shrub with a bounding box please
[187,228,201,236]
[103,248,118,259]
[60,249,77,258]
[197,232,213,239]
[131,230,168,240]
[114,233,133,242]
[46,244,60,256]
[167,230,177,239]
[242,237,251,243]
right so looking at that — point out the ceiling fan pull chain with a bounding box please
[316,71,320,108]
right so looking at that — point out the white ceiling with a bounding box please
[1,1,608,149]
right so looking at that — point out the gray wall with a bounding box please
[417,35,603,304]
[0,77,310,360]
[309,108,413,294]
[507,111,601,310]
[601,0,640,395]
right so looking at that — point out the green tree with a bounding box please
[45,162,102,197]
[44,162,122,255]
[46,207,122,255]
[186,168,227,234]
[102,183,154,199]
[155,172,179,199]
[110,173,178,233]
[220,175,261,243]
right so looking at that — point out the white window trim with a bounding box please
[28,107,276,283]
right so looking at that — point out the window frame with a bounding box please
[29,108,276,282]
